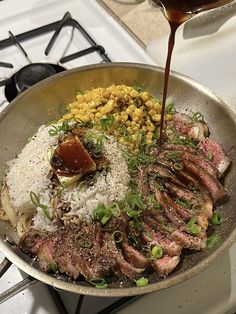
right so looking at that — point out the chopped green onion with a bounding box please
[49,261,58,274]
[76,232,93,249]
[165,151,183,161]
[30,191,52,221]
[101,215,111,225]
[48,128,58,137]
[135,277,149,287]
[48,121,69,137]
[76,119,93,128]
[187,217,201,235]
[125,192,145,211]
[149,195,162,211]
[125,150,155,172]
[173,162,184,171]
[192,112,204,122]
[176,198,191,209]
[59,121,69,132]
[166,128,174,136]
[207,151,213,161]
[161,223,173,233]
[154,182,168,193]
[211,211,222,225]
[150,245,163,259]
[93,204,111,224]
[110,202,121,217]
[100,115,115,131]
[112,230,123,243]
[89,278,108,289]
[133,84,145,93]
[166,104,176,114]
[134,97,143,108]
[206,234,220,249]
[192,204,202,212]
[119,124,131,142]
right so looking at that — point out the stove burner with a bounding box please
[4,63,65,102]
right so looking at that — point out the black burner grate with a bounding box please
[0,11,111,102]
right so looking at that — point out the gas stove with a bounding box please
[1,1,236,314]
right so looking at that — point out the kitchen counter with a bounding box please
[98,0,169,46]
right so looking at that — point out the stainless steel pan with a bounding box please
[0,63,236,297]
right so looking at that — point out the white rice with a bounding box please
[6,124,130,232]
[6,125,58,210]
[60,138,130,221]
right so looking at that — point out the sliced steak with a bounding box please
[37,233,59,272]
[170,113,209,140]
[183,159,228,204]
[198,138,231,178]
[101,233,145,281]
[163,192,193,221]
[152,255,180,276]
[164,182,199,205]
[122,243,150,268]
[19,229,47,257]
[142,222,182,257]
[172,230,205,250]
[182,151,218,177]
[163,143,196,154]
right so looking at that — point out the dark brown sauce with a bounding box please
[51,137,96,177]
[153,0,232,145]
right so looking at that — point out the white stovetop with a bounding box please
[1,1,236,314]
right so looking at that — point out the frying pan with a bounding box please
[0,63,236,297]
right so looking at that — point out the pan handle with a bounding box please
[0,257,38,304]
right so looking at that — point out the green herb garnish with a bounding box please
[166,104,176,114]
[206,234,220,249]
[133,84,145,93]
[48,121,69,137]
[89,278,108,289]
[207,151,213,161]
[192,112,204,122]
[119,124,131,141]
[49,261,58,274]
[30,191,52,221]
[150,245,163,259]
[125,150,155,172]
[149,195,162,211]
[165,151,183,161]
[135,277,149,287]
[112,230,123,243]
[211,211,222,225]
[187,217,201,235]
[100,115,115,131]
[176,198,191,209]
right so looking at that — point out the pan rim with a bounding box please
[1,62,236,297]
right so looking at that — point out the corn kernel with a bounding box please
[148,109,156,117]
[63,113,73,120]
[68,102,78,109]
[141,92,149,101]
[152,114,161,122]
[134,108,143,117]
[95,112,102,119]
[130,89,139,98]
[76,95,84,103]
[70,108,79,115]
[166,114,173,121]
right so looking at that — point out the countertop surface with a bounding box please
[98,0,169,46]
